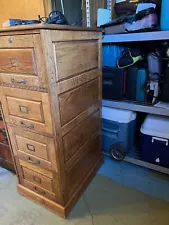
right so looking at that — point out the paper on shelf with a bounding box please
[154,102,169,110]
[136,3,156,14]
[116,0,126,3]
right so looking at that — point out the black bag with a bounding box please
[117,48,143,68]
[114,1,138,16]
[102,67,126,101]
[45,11,68,25]
[161,67,169,102]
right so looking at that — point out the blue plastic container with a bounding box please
[141,115,169,167]
[102,45,123,67]
[102,107,136,154]
[161,0,169,31]
[136,69,147,103]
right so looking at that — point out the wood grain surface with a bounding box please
[0,49,36,75]
[1,87,53,134]
[66,134,101,193]
[63,110,100,162]
[54,41,98,81]
[22,166,53,192]
[59,78,100,125]
[23,180,55,201]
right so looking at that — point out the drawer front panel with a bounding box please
[0,74,39,87]
[10,117,49,134]
[18,151,52,171]
[54,41,98,81]
[0,34,47,89]
[15,135,48,160]
[7,97,45,122]
[22,167,53,192]
[0,49,36,75]
[23,180,55,201]
[7,126,58,174]
[1,87,53,134]
[59,79,100,125]
[0,35,34,48]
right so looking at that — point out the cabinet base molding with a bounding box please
[17,184,66,218]
[17,155,103,218]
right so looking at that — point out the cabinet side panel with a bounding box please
[59,78,100,125]
[41,30,102,209]
[54,41,98,81]
[40,30,67,205]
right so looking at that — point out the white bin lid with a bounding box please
[102,107,136,123]
[141,115,169,139]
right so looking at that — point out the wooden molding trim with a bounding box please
[17,184,66,218]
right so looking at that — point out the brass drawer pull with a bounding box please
[34,187,46,196]
[19,105,29,114]
[11,78,26,84]
[0,128,6,135]
[26,144,35,152]
[33,176,41,184]
[27,157,40,165]
[8,37,13,44]
[20,121,34,129]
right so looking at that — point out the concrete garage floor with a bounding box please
[1,158,169,225]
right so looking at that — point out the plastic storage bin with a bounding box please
[103,45,124,67]
[136,68,147,103]
[102,107,136,155]
[141,115,169,167]
[161,0,169,31]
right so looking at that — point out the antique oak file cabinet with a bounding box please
[0,24,102,218]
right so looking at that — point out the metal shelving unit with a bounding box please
[102,31,169,174]
[102,100,169,174]
[102,31,169,43]
[103,149,169,175]
[102,100,169,117]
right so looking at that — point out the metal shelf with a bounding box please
[102,31,169,43]
[124,156,169,175]
[102,100,169,117]
[103,149,169,175]
[102,30,169,175]
[125,148,169,175]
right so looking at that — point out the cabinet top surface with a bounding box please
[0,24,102,33]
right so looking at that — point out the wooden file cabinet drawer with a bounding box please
[7,125,58,173]
[0,34,47,89]
[1,87,53,135]
[15,135,49,160]
[23,180,55,201]
[0,48,36,75]
[0,35,34,48]
[0,74,39,89]
[22,167,53,192]
[18,151,52,171]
